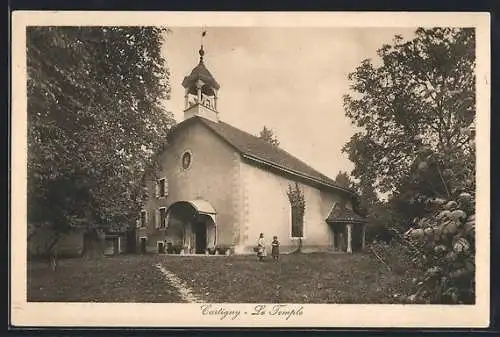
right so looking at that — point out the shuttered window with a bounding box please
[159,207,167,229]
[154,209,160,229]
[140,210,147,228]
[156,178,168,198]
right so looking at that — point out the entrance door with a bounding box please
[193,220,207,254]
[140,237,147,254]
[158,241,165,254]
[113,238,119,255]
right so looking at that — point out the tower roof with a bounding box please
[182,46,220,91]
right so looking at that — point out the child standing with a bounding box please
[257,233,266,261]
[271,235,280,260]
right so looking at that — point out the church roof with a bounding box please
[171,116,356,196]
[181,61,220,90]
[326,203,367,224]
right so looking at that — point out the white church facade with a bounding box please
[136,44,367,255]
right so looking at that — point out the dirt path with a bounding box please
[155,263,203,303]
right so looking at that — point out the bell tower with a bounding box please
[182,34,220,123]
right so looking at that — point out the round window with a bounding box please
[181,151,192,170]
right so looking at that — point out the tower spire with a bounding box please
[199,29,207,63]
[182,27,220,122]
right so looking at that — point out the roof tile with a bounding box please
[326,203,366,223]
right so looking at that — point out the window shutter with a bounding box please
[138,210,147,228]
[137,211,142,228]
[155,181,159,198]
[155,209,160,229]
[164,179,169,196]
[159,178,166,197]
[161,208,167,228]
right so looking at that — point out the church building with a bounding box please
[136,43,367,255]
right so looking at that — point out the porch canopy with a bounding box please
[325,203,366,253]
[166,199,217,253]
[166,199,217,223]
[325,205,366,224]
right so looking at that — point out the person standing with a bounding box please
[271,235,280,260]
[257,233,266,261]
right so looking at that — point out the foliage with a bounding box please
[27,26,176,250]
[334,171,354,189]
[334,171,393,241]
[401,154,475,304]
[343,28,475,195]
[370,147,475,304]
[287,182,305,250]
[258,126,280,147]
[343,28,476,304]
[364,202,404,243]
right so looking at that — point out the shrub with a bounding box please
[401,193,475,304]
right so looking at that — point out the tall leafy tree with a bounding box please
[334,171,353,189]
[27,26,176,252]
[287,182,305,253]
[342,28,476,303]
[343,28,475,198]
[258,126,280,147]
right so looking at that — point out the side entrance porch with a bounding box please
[146,199,220,255]
[326,203,367,253]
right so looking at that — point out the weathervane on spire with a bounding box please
[199,28,207,62]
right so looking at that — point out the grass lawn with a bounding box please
[28,253,417,303]
[28,254,182,302]
[161,253,416,303]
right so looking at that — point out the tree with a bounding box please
[286,182,305,253]
[343,28,476,303]
[343,28,475,197]
[27,27,176,262]
[334,171,354,189]
[258,126,280,147]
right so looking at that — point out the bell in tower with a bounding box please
[182,41,221,122]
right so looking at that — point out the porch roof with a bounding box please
[188,199,216,215]
[326,203,367,224]
[166,199,217,216]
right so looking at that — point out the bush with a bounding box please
[370,239,419,276]
[400,193,475,304]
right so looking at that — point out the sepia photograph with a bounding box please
[11,12,490,328]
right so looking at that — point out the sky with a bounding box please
[161,27,416,180]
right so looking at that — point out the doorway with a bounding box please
[139,237,147,254]
[351,224,363,252]
[331,224,347,252]
[157,241,165,254]
[193,220,207,254]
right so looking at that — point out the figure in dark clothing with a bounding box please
[271,235,280,260]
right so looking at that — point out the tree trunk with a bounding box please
[46,233,61,272]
